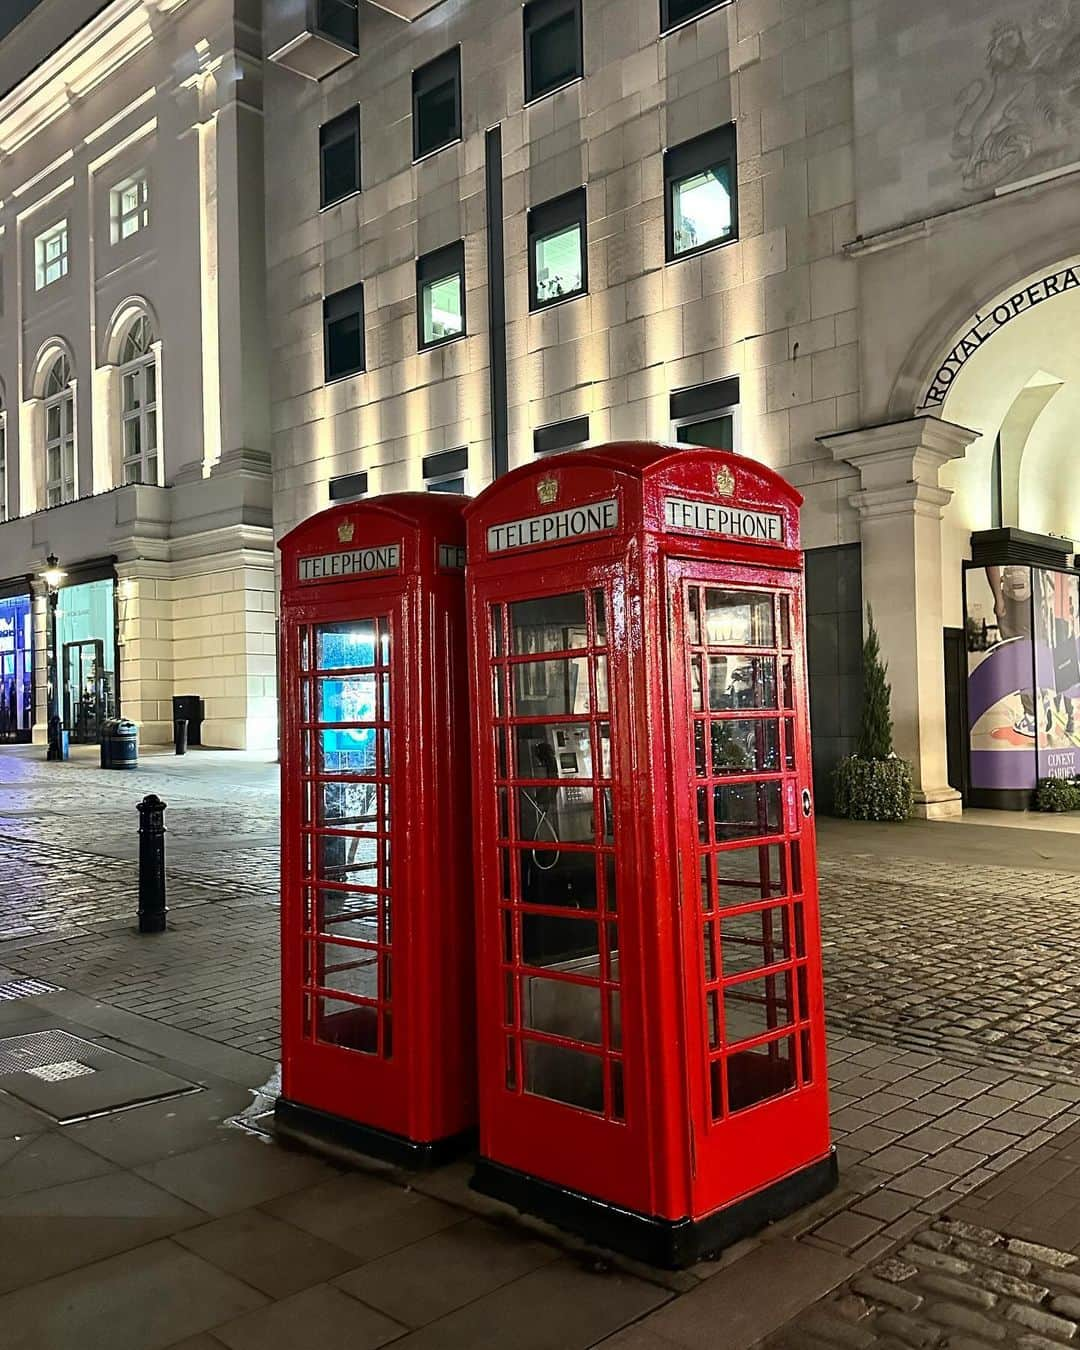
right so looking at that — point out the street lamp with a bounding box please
[39,553,66,761]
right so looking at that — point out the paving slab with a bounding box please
[211,1283,405,1350]
[174,1208,360,1298]
[135,1135,338,1216]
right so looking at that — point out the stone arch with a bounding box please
[103,296,161,367]
[29,337,76,400]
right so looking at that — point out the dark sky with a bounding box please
[0,0,46,44]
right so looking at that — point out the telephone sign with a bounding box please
[465,443,835,1267]
[276,493,476,1167]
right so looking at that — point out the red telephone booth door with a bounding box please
[282,590,402,1123]
[666,560,830,1220]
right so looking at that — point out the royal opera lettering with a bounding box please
[663,496,784,544]
[298,544,402,582]
[920,267,1080,408]
[486,499,619,553]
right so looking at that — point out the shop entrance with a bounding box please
[63,639,107,744]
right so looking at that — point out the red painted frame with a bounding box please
[278,494,474,1149]
[464,443,831,1227]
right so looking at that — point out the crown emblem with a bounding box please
[338,519,355,543]
[716,465,735,496]
[537,475,558,506]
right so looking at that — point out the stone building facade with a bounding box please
[264,0,1080,813]
[0,0,276,750]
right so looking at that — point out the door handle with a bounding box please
[801,788,812,818]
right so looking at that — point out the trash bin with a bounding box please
[174,717,188,756]
[100,718,138,770]
[172,695,204,747]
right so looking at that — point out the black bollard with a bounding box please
[137,794,168,933]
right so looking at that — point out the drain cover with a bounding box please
[0,1030,197,1123]
[0,978,62,1002]
[25,1061,95,1083]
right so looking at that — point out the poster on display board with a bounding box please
[965,565,1037,792]
[1033,569,1080,781]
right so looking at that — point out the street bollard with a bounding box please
[137,794,168,933]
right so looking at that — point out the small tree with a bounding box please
[858,606,893,760]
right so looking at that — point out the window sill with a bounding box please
[325,367,366,385]
[418,330,467,353]
[665,232,738,265]
[529,288,588,313]
[660,0,734,37]
[319,189,361,214]
[412,136,463,167]
[524,75,584,109]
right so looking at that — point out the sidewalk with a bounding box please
[2,744,1080,1347]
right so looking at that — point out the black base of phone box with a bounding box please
[274,1097,476,1171]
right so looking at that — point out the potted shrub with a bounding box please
[833,607,913,821]
[1035,777,1080,812]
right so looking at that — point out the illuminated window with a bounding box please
[324,284,365,382]
[671,377,740,451]
[110,174,149,243]
[528,188,587,310]
[524,0,582,103]
[423,447,467,494]
[34,221,68,290]
[413,47,461,161]
[417,241,465,349]
[661,0,730,33]
[665,125,738,261]
[43,354,75,508]
[119,316,159,486]
[320,107,360,207]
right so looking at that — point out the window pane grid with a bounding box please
[492,587,623,1120]
[300,617,394,1059]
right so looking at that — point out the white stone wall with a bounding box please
[265,0,862,551]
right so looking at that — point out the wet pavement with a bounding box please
[1,745,1080,1346]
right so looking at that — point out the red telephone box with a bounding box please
[464,444,835,1266]
[275,494,475,1166]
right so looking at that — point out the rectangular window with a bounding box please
[534,415,589,455]
[528,187,587,310]
[423,446,467,494]
[417,241,465,349]
[316,0,359,50]
[110,174,149,244]
[329,470,368,502]
[34,221,68,290]
[524,0,583,103]
[665,124,738,261]
[320,107,360,208]
[661,0,729,33]
[412,47,461,161]
[323,283,365,382]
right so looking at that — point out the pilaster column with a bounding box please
[820,416,979,819]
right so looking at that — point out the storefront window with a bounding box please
[0,594,32,740]
[55,578,116,743]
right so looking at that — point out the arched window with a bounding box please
[119,315,158,486]
[44,354,75,508]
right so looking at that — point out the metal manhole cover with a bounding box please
[0,978,62,1002]
[25,1060,95,1082]
[0,1029,197,1123]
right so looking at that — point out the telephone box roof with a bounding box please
[278,491,468,552]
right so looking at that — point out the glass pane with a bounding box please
[779,595,791,649]
[522,975,602,1045]
[422,272,463,344]
[123,372,140,412]
[317,620,377,670]
[529,9,579,96]
[512,657,592,715]
[708,655,776,710]
[514,722,593,779]
[316,888,380,943]
[704,590,775,647]
[711,719,781,774]
[318,780,382,828]
[47,445,61,479]
[673,162,733,256]
[417,78,458,156]
[534,222,583,304]
[327,311,363,378]
[519,849,600,909]
[323,137,358,204]
[715,844,787,906]
[315,942,379,999]
[518,786,593,845]
[510,593,588,653]
[47,404,60,440]
[521,913,599,970]
[723,971,794,1044]
[318,726,379,775]
[124,417,141,460]
[523,1039,603,1112]
[318,673,379,724]
[123,461,141,487]
[721,907,790,977]
[727,1036,797,1113]
[713,780,783,841]
[147,409,158,452]
[676,415,735,451]
[317,834,381,885]
[316,995,378,1052]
